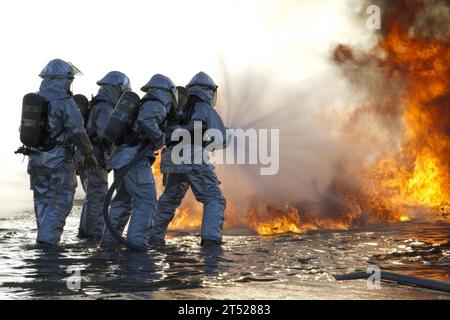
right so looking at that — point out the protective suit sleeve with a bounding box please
[94,105,113,140]
[70,132,94,156]
[65,100,94,155]
[206,106,228,149]
[182,102,208,133]
[137,100,166,145]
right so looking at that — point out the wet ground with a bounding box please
[1,204,450,299]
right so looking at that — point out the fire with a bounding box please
[248,204,304,235]
[168,208,202,229]
[248,204,351,236]
[152,153,204,230]
[400,215,410,222]
[151,1,449,235]
[169,197,204,230]
[359,3,450,221]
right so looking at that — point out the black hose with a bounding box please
[334,271,450,293]
[102,144,154,251]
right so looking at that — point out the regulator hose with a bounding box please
[102,144,154,251]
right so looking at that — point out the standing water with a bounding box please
[0,202,449,299]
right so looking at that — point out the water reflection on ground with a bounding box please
[0,209,449,299]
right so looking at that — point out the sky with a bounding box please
[0,0,371,217]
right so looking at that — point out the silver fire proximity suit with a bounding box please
[150,72,227,245]
[100,74,177,250]
[78,71,130,239]
[27,59,97,245]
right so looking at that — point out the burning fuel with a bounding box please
[333,0,450,223]
[154,0,449,236]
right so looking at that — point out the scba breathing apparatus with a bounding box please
[15,59,84,156]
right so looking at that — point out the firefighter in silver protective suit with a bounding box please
[78,71,131,239]
[25,59,98,246]
[101,74,177,250]
[150,72,228,246]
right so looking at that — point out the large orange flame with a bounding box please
[154,1,449,235]
[359,5,450,222]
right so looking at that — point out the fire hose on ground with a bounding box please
[334,270,450,293]
[102,144,154,251]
